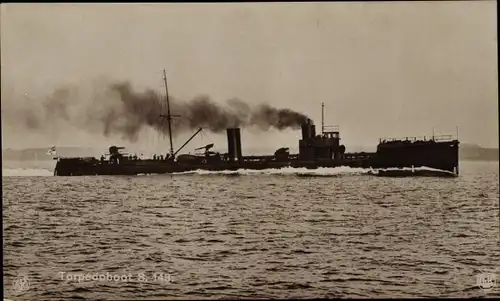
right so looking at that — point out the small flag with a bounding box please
[46,146,56,156]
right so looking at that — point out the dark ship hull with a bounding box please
[54,124,459,177]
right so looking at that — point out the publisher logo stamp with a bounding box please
[12,274,30,295]
[477,272,497,291]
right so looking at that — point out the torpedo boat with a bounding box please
[53,71,460,177]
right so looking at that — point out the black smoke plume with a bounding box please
[6,81,310,142]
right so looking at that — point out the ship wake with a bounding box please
[172,166,456,178]
[172,166,371,177]
[2,166,456,177]
[172,166,456,177]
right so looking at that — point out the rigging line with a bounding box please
[157,96,161,148]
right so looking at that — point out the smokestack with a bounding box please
[235,128,242,161]
[301,118,315,140]
[227,128,242,162]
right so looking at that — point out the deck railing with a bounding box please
[379,134,455,144]
[322,125,340,133]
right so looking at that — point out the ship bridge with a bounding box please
[298,119,345,161]
[321,125,340,139]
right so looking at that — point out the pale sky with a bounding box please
[1,2,498,152]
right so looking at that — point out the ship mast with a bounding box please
[162,69,175,158]
[321,102,325,135]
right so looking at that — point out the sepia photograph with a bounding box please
[1,1,499,299]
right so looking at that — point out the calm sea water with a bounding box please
[2,161,499,299]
